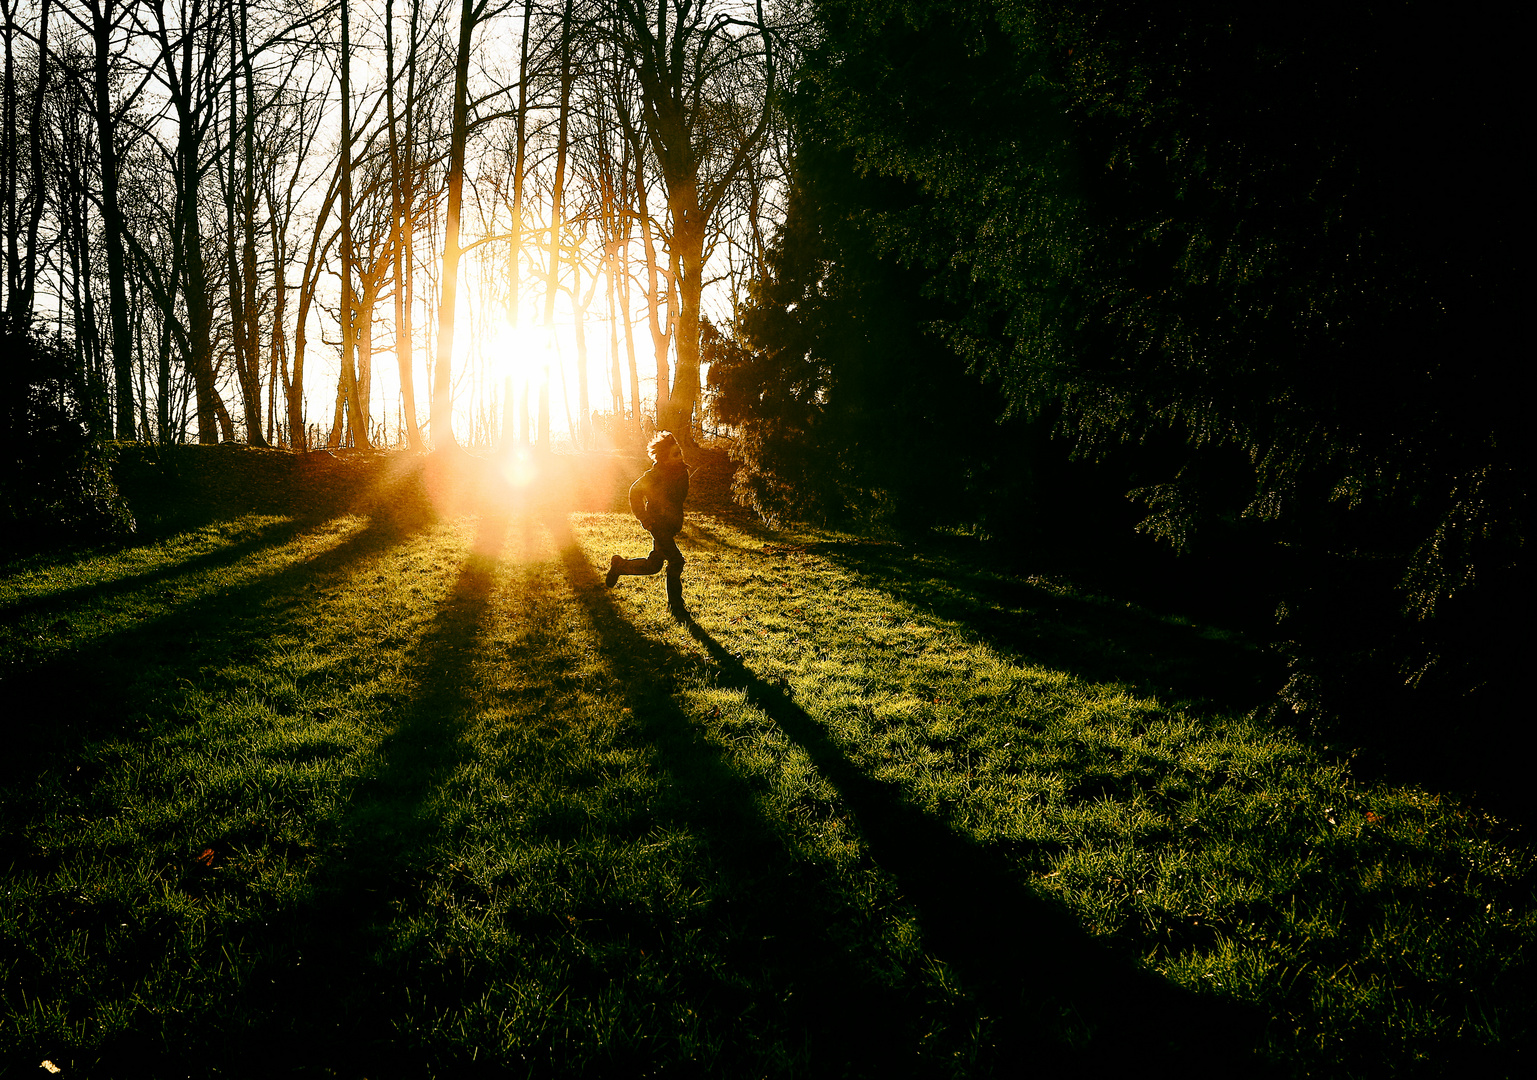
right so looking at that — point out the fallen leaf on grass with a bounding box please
[41,1062,62,1075]
[195,847,217,868]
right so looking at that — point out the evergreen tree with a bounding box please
[711,143,1035,534]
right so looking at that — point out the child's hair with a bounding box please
[647,431,679,463]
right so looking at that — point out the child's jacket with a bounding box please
[629,458,689,537]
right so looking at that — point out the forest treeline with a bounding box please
[709,1,1526,754]
[0,0,788,454]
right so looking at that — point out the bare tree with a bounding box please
[571,41,639,439]
[52,0,137,437]
[384,0,428,449]
[259,67,328,448]
[599,0,777,439]
[0,0,790,450]
[1,1,18,316]
[138,0,234,443]
[332,0,372,447]
[429,0,480,450]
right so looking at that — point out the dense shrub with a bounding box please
[0,316,135,550]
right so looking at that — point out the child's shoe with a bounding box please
[666,570,688,621]
[605,555,622,589]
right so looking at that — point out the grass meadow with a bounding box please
[1,449,1531,1077]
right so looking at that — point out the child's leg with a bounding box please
[615,547,666,575]
[605,531,673,586]
[659,535,687,618]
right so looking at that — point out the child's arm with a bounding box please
[628,472,653,529]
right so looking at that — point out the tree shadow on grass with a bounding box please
[690,519,1282,719]
[0,508,452,1074]
[217,513,511,1076]
[549,516,1274,1078]
[754,527,1533,823]
[2,509,434,790]
[544,520,929,1075]
[0,515,315,623]
[167,510,504,1076]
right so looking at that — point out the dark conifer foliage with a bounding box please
[709,151,1038,535]
[721,0,1526,733]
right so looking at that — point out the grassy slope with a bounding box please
[0,451,1531,1078]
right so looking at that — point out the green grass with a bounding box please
[1,470,1531,1077]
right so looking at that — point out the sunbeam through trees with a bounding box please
[0,0,790,450]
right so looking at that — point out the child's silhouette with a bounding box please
[605,432,690,620]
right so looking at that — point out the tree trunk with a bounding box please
[570,253,595,449]
[506,0,533,444]
[183,164,219,443]
[539,0,574,455]
[290,160,344,454]
[225,2,262,444]
[159,0,220,443]
[328,369,347,447]
[155,198,184,444]
[337,0,370,449]
[605,240,621,419]
[619,211,642,439]
[3,0,17,315]
[64,167,104,427]
[359,298,374,444]
[665,179,705,441]
[91,0,136,440]
[635,152,673,428]
[431,0,479,452]
[10,0,49,322]
[385,0,425,450]
[215,397,234,441]
[157,316,172,441]
[356,264,384,442]
[238,0,265,444]
[594,124,626,428]
[269,213,289,445]
[609,0,777,442]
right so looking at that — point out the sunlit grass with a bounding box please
[0,494,1530,1077]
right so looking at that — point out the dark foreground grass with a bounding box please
[1,461,1531,1077]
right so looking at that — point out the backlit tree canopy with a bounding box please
[0,0,788,450]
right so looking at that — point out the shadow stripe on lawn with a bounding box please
[206,515,512,1075]
[0,515,319,622]
[553,513,1276,1079]
[1,509,434,784]
[549,517,951,1076]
